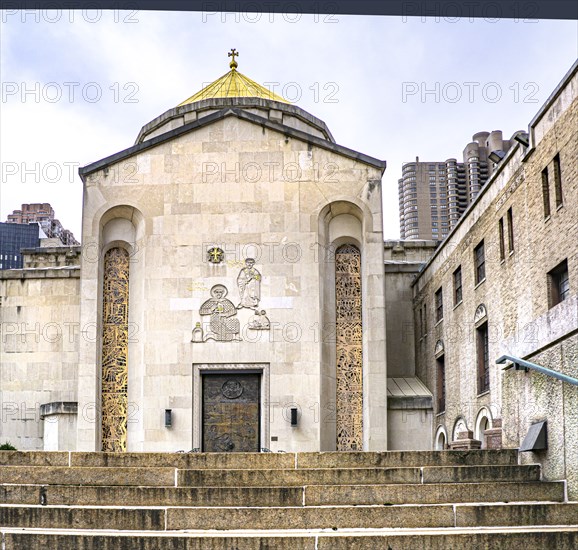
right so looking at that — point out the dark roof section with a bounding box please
[79,107,386,178]
[136,97,336,144]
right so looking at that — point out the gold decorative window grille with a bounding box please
[335,244,363,450]
[101,247,130,452]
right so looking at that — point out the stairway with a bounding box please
[1,449,577,548]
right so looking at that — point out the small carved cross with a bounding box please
[208,247,224,264]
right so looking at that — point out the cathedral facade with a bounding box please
[75,54,390,453]
[1,53,393,453]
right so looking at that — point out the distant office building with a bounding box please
[398,131,515,240]
[6,203,79,245]
[0,222,43,269]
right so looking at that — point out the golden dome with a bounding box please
[178,49,288,106]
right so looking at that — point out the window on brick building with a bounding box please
[548,259,569,308]
[507,207,514,253]
[553,153,563,208]
[435,288,443,322]
[453,266,462,305]
[424,304,428,334]
[498,218,505,261]
[419,306,423,338]
[542,167,551,218]
[474,240,485,284]
[477,322,489,394]
[436,355,446,413]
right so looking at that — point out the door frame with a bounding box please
[192,363,270,451]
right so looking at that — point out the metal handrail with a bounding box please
[497,354,578,387]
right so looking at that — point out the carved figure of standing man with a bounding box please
[236,258,261,309]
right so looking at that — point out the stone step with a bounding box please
[0,481,564,507]
[0,505,165,531]
[165,503,578,530]
[1,502,577,531]
[422,464,541,483]
[296,449,519,468]
[0,463,540,488]
[70,451,296,470]
[304,481,565,506]
[0,466,176,487]
[177,466,420,486]
[0,451,68,467]
[0,485,304,507]
[0,449,519,469]
[3,528,578,550]
[455,503,578,528]
[177,464,541,487]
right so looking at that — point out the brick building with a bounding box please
[6,203,78,246]
[412,60,578,496]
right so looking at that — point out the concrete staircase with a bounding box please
[1,449,577,548]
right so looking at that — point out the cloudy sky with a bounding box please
[1,10,576,239]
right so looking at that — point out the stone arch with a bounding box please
[474,303,488,327]
[435,425,448,450]
[434,339,445,358]
[314,197,374,236]
[95,203,145,241]
[475,406,493,448]
[318,201,365,451]
[96,205,145,452]
[452,416,468,441]
[316,198,387,451]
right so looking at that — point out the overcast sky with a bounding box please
[1,11,577,239]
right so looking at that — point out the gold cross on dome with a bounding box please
[228,48,239,69]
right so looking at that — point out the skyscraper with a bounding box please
[398,131,515,240]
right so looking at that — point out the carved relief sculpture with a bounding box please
[101,247,130,452]
[335,244,363,451]
[191,322,204,342]
[192,259,269,342]
[200,284,241,341]
[248,310,270,330]
[236,258,261,309]
[207,247,224,264]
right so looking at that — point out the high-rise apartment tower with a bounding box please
[398,130,514,240]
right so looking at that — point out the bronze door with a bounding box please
[202,373,261,452]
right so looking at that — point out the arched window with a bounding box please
[101,247,130,452]
[335,244,363,451]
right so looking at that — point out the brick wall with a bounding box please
[412,63,577,492]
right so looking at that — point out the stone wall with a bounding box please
[22,245,81,269]
[503,333,578,498]
[384,240,437,377]
[0,259,80,450]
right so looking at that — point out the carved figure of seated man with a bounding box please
[200,285,241,341]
